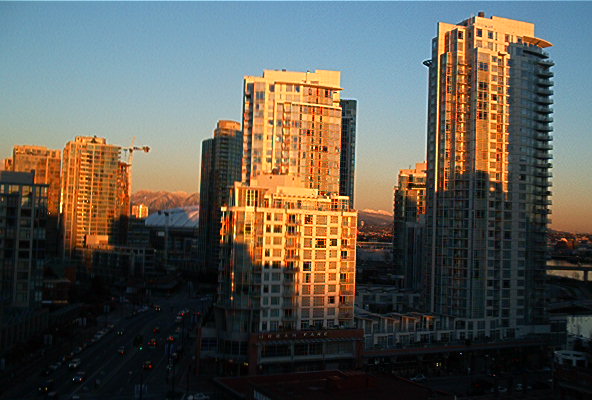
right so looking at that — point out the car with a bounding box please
[118,346,126,355]
[186,394,210,400]
[410,374,427,383]
[72,371,86,383]
[38,379,55,393]
[116,329,124,336]
[143,360,153,370]
[154,305,161,311]
[148,338,158,348]
[153,326,160,334]
[176,316,183,324]
[68,359,81,369]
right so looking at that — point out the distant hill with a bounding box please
[358,209,393,227]
[132,190,199,214]
[131,191,393,227]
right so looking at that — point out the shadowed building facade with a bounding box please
[393,162,426,290]
[0,171,47,307]
[198,120,242,271]
[423,13,554,338]
[339,99,357,207]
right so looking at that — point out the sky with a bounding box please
[1,2,591,233]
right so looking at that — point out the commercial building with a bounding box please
[205,175,358,374]
[339,99,357,206]
[241,69,343,196]
[393,162,427,290]
[61,136,123,257]
[423,13,554,337]
[0,171,47,307]
[198,120,242,272]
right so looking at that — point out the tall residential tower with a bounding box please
[393,162,427,290]
[242,70,343,196]
[61,136,122,257]
[424,13,553,337]
[198,120,243,271]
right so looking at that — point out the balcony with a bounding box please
[534,171,553,178]
[535,114,553,123]
[536,69,554,78]
[535,105,553,114]
[535,132,553,141]
[536,78,553,87]
[535,123,553,132]
[535,96,554,105]
[534,143,553,151]
[535,87,554,96]
[537,59,555,67]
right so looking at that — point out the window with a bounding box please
[476,29,483,37]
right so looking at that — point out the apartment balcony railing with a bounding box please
[535,105,553,114]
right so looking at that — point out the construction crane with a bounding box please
[121,136,151,206]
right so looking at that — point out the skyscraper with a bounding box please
[198,120,243,271]
[7,145,61,216]
[61,136,122,257]
[393,162,427,290]
[0,171,47,307]
[423,13,553,336]
[339,99,357,206]
[242,69,343,196]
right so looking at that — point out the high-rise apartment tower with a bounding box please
[61,136,122,257]
[198,120,243,271]
[242,70,343,196]
[393,162,427,290]
[424,13,553,337]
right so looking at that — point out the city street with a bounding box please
[1,287,212,400]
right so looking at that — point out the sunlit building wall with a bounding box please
[216,175,357,339]
[61,136,122,257]
[8,145,61,217]
[242,70,343,196]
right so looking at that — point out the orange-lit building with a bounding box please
[60,136,123,257]
[6,145,61,216]
[242,70,343,196]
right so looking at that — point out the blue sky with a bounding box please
[1,2,591,232]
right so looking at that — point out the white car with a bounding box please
[68,358,81,369]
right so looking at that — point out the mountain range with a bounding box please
[131,190,393,227]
